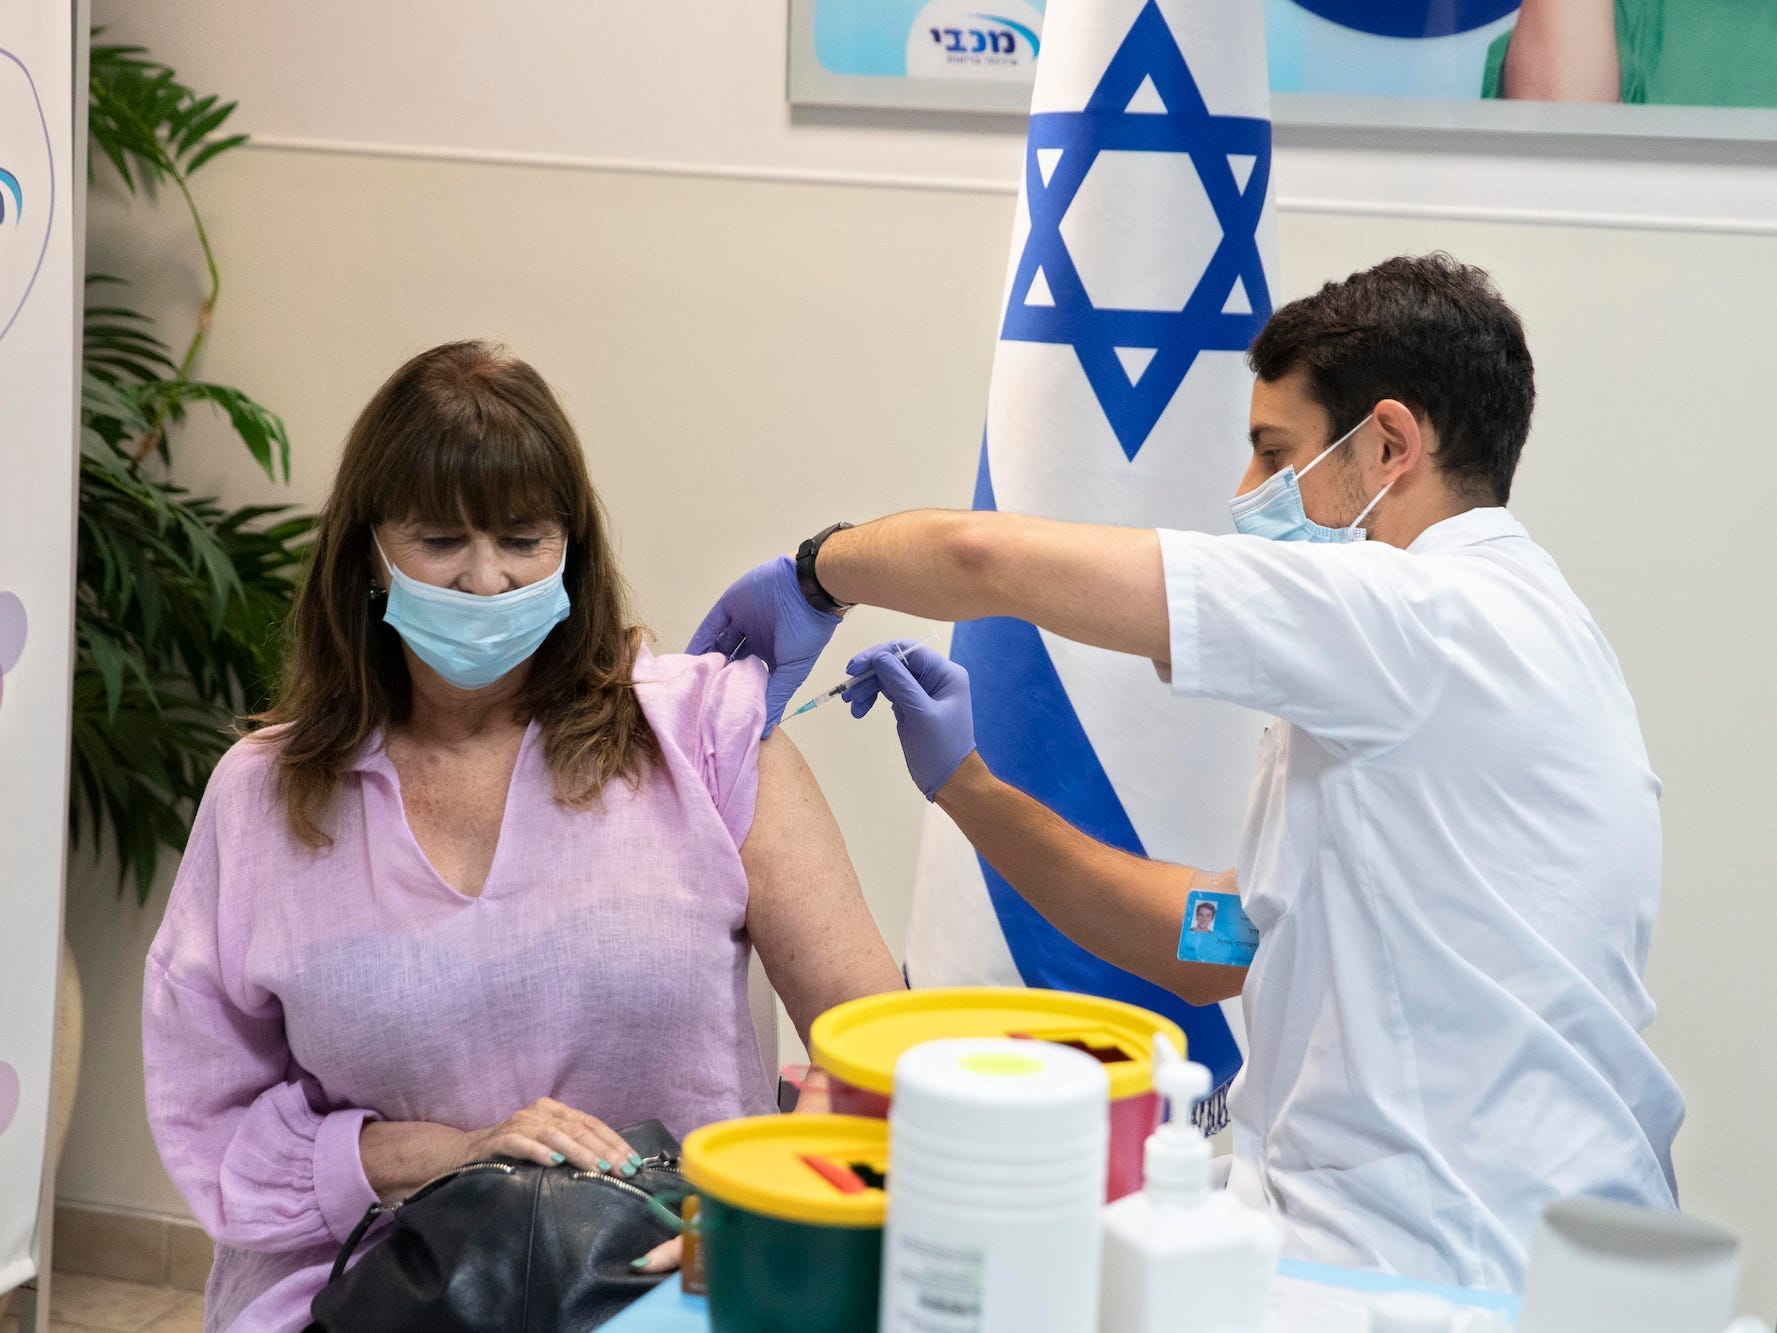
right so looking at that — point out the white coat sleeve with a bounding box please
[1157,528,1456,755]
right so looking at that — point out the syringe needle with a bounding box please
[778,632,940,724]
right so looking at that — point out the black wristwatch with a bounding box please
[796,522,855,615]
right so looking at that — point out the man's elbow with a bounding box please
[947,511,1002,582]
[1165,962,1245,1009]
[934,511,1019,617]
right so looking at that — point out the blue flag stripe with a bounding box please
[955,438,1242,1102]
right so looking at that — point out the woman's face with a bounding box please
[375,517,567,594]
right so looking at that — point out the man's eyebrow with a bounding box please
[1248,423,1292,446]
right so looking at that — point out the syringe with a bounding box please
[779,632,941,724]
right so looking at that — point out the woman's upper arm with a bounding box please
[740,732,903,1046]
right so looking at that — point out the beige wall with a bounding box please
[64,143,1777,1316]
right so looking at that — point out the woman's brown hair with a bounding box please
[257,340,658,845]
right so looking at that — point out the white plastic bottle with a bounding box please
[1097,1038,1281,1333]
[880,1037,1109,1333]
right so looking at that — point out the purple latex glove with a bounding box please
[842,640,976,800]
[686,555,841,734]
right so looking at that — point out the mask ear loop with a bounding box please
[368,533,394,605]
[1301,413,1389,531]
[1297,412,1373,481]
[370,533,399,580]
[1351,481,1392,531]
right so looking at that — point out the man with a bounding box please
[1189,901,1217,933]
[689,255,1682,1291]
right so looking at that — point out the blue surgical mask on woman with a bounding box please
[1228,413,1391,543]
[374,536,571,690]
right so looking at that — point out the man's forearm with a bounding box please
[934,754,1245,1007]
[815,510,1172,663]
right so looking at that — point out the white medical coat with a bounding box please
[1157,507,1682,1293]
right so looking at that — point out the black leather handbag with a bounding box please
[306,1120,688,1332]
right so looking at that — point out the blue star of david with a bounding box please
[1000,1,1273,461]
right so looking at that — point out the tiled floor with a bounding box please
[1,1273,202,1332]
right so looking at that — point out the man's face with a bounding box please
[1238,368,1372,531]
[1194,904,1216,928]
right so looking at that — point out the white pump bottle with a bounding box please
[1097,1036,1281,1333]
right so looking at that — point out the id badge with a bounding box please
[1176,889,1259,967]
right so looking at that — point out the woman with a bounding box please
[143,341,904,1332]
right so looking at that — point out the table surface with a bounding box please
[605,1258,1522,1331]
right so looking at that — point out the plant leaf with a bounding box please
[84,626,127,723]
[184,132,248,176]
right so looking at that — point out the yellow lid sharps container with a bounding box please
[681,1115,888,1333]
[809,987,1184,1201]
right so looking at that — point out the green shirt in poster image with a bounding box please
[1483,0,1777,108]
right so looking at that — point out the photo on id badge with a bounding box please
[1177,890,1259,968]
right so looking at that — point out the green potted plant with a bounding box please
[77,34,311,903]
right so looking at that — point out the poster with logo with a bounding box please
[0,0,78,1302]
[792,0,1777,140]
[789,0,1046,113]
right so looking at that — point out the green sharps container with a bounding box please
[681,1115,888,1333]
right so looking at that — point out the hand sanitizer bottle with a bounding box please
[1097,1036,1281,1333]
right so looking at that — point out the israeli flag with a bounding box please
[905,0,1279,1127]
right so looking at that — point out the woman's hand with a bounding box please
[362,1099,643,1203]
[632,1235,682,1275]
[456,1097,640,1175]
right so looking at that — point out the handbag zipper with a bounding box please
[391,1156,679,1214]
[380,1159,518,1215]
[568,1170,659,1205]
[418,1159,517,1189]
[570,1164,691,1236]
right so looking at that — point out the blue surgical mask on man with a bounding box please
[1228,413,1392,543]
[374,536,571,690]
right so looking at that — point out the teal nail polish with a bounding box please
[627,1153,644,1169]
[620,1161,638,1177]
[630,1257,649,1271]
[548,1151,565,1166]
[597,1159,613,1173]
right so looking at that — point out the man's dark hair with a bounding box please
[1247,254,1535,505]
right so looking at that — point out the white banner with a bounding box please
[0,0,78,1298]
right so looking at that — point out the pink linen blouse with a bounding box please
[143,648,777,1332]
